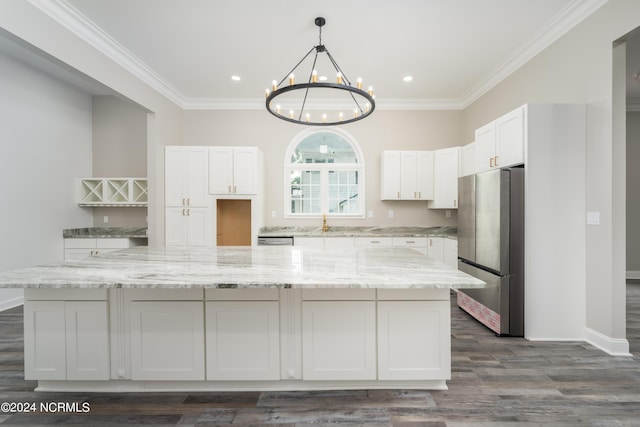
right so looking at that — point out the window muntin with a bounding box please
[285,130,364,218]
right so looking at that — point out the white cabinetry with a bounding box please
[460,142,475,177]
[377,289,450,380]
[427,237,445,262]
[355,237,393,247]
[64,238,138,260]
[302,290,376,380]
[206,300,280,380]
[426,237,458,268]
[209,147,260,195]
[381,151,434,200]
[77,178,148,207]
[165,146,212,247]
[392,237,428,255]
[23,289,109,381]
[428,147,459,209]
[130,300,205,381]
[475,106,525,173]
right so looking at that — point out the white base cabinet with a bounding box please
[378,300,450,380]
[206,301,280,380]
[23,290,109,381]
[302,300,377,381]
[64,238,140,260]
[130,301,205,381]
[25,287,452,391]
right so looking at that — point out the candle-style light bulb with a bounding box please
[322,114,327,123]
[312,70,318,83]
[368,86,374,96]
[272,80,278,91]
[289,73,295,85]
[305,113,311,122]
[365,103,370,113]
[353,108,358,118]
[289,110,294,119]
[339,112,344,122]
[356,77,363,90]
[276,104,281,114]
[337,72,343,84]
[265,89,270,97]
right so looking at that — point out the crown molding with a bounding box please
[459,0,608,108]
[29,0,607,112]
[183,97,466,111]
[27,0,186,107]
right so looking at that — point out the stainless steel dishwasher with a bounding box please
[257,236,294,246]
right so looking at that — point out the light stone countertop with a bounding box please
[0,246,483,290]
[258,226,457,238]
[63,227,148,239]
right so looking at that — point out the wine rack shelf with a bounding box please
[78,178,148,207]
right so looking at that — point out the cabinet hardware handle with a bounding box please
[407,240,415,244]
[429,239,432,246]
[187,198,190,206]
[489,157,494,168]
[234,186,237,193]
[187,208,190,216]
[228,185,232,193]
[397,191,400,198]
[454,200,457,207]
[494,155,499,166]
[371,240,380,244]
[182,208,186,216]
[182,197,186,205]
[418,192,421,198]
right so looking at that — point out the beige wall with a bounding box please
[92,95,148,228]
[461,0,640,343]
[184,109,463,228]
[628,111,640,273]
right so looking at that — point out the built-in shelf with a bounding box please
[78,178,148,207]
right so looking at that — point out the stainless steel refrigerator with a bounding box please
[457,167,524,336]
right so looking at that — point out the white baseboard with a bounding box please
[0,296,24,312]
[585,327,631,356]
[627,271,640,280]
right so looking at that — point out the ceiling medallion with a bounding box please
[265,17,375,126]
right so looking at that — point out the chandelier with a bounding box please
[265,17,375,126]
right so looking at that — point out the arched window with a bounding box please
[284,129,365,218]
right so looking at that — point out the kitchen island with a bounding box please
[0,245,484,392]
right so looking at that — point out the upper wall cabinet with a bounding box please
[428,147,459,209]
[475,106,525,173]
[381,151,434,201]
[165,146,209,207]
[459,142,475,177]
[209,147,261,195]
[77,178,147,207]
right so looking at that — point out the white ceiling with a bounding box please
[10,0,640,108]
[22,0,602,109]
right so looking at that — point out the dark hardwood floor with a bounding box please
[0,283,639,426]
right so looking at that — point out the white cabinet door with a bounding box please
[475,121,496,173]
[460,142,475,177]
[443,238,458,268]
[323,237,355,248]
[302,301,376,380]
[415,151,434,200]
[209,147,259,195]
[24,300,109,381]
[206,301,280,380]
[23,301,67,380]
[355,237,393,247]
[400,151,418,199]
[233,147,258,195]
[65,301,110,380]
[209,147,234,195]
[165,207,212,247]
[427,237,445,262]
[495,106,525,168]
[380,151,402,200]
[165,146,209,207]
[428,147,459,209]
[130,301,205,381]
[377,301,450,380]
[294,237,324,247]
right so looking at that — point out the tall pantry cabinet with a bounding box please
[164,147,213,247]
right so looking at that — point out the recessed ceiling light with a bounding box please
[403,76,413,82]
[231,75,241,81]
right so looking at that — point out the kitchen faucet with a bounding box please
[322,213,330,232]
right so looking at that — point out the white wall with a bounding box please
[461,1,640,352]
[184,109,462,228]
[0,50,93,309]
[92,95,148,228]
[628,111,640,275]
